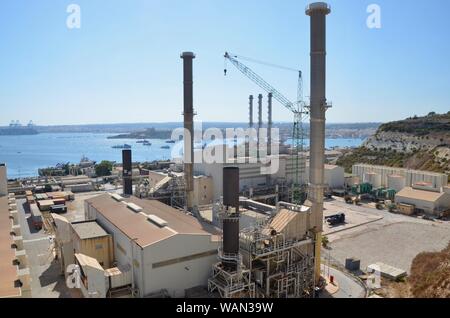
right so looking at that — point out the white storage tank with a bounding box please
[363,172,381,188]
[387,175,406,192]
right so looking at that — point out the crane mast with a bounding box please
[224,52,307,204]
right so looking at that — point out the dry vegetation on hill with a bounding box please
[377,242,450,298]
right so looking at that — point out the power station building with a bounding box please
[83,193,221,297]
[395,186,450,216]
[194,156,344,201]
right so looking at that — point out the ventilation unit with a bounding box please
[147,214,168,227]
[111,194,124,202]
[127,203,143,212]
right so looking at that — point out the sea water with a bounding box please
[0,133,364,178]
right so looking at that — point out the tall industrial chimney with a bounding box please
[248,95,254,128]
[181,52,195,210]
[267,93,273,155]
[257,94,263,157]
[222,167,240,271]
[306,2,330,284]
[122,150,132,196]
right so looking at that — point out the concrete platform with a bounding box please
[367,262,407,280]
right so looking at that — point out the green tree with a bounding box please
[95,161,113,177]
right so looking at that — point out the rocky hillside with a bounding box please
[364,112,450,153]
[337,112,450,178]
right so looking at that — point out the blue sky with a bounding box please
[0,0,449,126]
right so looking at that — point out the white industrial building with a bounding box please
[194,155,345,201]
[395,187,450,216]
[352,164,448,190]
[84,193,220,298]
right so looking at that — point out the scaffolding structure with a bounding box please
[239,224,315,298]
[134,173,186,210]
[208,203,315,299]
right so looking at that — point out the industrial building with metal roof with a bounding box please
[395,187,450,216]
[83,193,221,297]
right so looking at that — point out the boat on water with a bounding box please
[80,155,96,167]
[143,141,152,146]
[136,139,149,144]
[112,144,132,149]
[165,140,176,144]
[161,145,170,149]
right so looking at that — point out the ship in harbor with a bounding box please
[112,144,132,149]
[0,120,39,136]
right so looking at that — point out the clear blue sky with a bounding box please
[1,0,449,126]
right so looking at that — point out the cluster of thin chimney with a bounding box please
[249,93,273,149]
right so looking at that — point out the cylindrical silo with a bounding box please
[363,172,381,188]
[387,175,406,192]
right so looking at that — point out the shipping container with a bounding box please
[30,204,43,230]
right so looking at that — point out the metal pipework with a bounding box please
[267,93,273,155]
[306,1,331,284]
[181,51,196,210]
[249,95,254,128]
[122,149,133,195]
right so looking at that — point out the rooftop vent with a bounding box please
[127,203,143,212]
[147,214,168,227]
[111,194,124,202]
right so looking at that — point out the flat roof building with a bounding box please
[395,187,450,216]
[84,193,220,297]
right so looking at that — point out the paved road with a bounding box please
[16,199,79,297]
[16,199,47,240]
[320,264,366,298]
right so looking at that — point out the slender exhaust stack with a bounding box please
[248,95,254,128]
[257,94,263,157]
[122,149,132,196]
[222,167,240,271]
[267,93,273,155]
[181,51,195,210]
[306,2,331,284]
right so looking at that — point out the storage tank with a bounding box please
[387,175,406,192]
[363,172,381,188]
